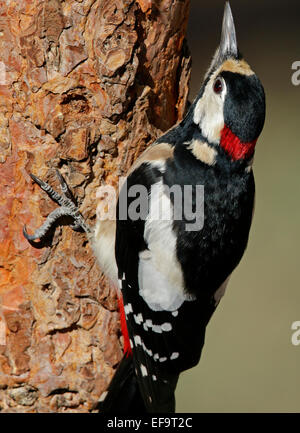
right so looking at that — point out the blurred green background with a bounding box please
[176,0,300,412]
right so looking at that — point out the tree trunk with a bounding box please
[0,0,191,412]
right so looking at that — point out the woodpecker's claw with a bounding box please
[55,169,75,202]
[23,171,91,243]
[29,173,44,187]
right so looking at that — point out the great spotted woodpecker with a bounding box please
[23,2,265,413]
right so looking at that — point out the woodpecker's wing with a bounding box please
[115,149,217,412]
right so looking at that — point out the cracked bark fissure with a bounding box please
[0,0,191,412]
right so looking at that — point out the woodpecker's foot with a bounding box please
[23,169,91,242]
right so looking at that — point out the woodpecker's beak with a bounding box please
[220,2,238,58]
[210,2,238,71]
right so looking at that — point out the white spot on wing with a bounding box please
[134,313,143,325]
[124,303,133,315]
[170,352,179,360]
[172,311,178,317]
[145,321,172,333]
[161,322,172,332]
[152,324,162,334]
[134,335,142,346]
[142,342,153,357]
[152,375,157,381]
[146,319,153,328]
[159,357,167,363]
[140,364,148,377]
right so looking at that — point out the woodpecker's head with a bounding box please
[192,2,266,162]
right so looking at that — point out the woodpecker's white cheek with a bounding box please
[193,79,227,144]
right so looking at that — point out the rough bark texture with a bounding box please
[0,0,191,412]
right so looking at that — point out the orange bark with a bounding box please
[0,0,191,412]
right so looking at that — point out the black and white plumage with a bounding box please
[99,3,265,412]
[23,2,265,413]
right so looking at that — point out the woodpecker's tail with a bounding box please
[98,354,147,413]
[98,297,178,413]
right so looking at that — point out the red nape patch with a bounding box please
[118,297,133,357]
[220,125,257,161]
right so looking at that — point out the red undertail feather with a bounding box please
[118,297,133,357]
[220,125,257,161]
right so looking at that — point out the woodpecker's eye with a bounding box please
[213,78,223,94]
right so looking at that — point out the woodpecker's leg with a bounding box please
[23,170,91,242]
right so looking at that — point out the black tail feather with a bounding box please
[97,355,147,414]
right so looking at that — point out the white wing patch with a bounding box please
[138,180,195,312]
